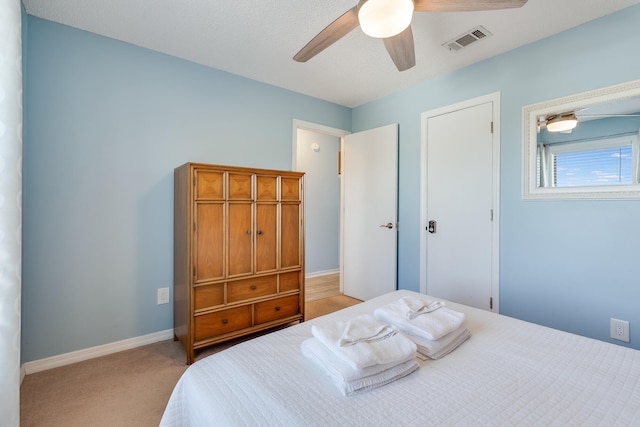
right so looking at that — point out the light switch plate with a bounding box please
[157,287,170,305]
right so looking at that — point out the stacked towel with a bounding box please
[302,314,418,395]
[311,315,417,370]
[301,338,418,396]
[374,297,470,359]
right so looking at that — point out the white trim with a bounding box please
[21,329,174,376]
[419,92,501,312]
[306,268,340,279]
[292,120,350,293]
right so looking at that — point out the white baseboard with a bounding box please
[21,329,174,376]
[306,268,340,279]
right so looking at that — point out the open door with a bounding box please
[342,124,398,300]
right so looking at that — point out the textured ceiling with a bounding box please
[22,0,640,107]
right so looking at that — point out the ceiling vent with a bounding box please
[443,26,492,52]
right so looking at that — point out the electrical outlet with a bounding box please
[157,287,170,305]
[610,318,630,343]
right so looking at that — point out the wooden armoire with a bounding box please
[174,162,305,364]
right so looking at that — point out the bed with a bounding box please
[160,290,640,426]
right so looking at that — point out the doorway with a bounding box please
[293,120,399,301]
[293,120,349,292]
[419,93,501,312]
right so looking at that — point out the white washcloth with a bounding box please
[301,338,419,396]
[374,297,466,340]
[311,314,417,370]
[409,324,471,359]
[339,316,397,346]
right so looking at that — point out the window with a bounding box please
[523,79,640,200]
[538,134,639,188]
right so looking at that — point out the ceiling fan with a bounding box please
[293,0,528,71]
[539,110,640,133]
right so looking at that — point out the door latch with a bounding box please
[427,220,437,234]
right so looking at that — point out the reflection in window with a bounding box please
[538,135,639,187]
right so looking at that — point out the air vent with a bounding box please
[443,26,492,52]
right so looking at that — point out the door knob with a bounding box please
[379,222,393,229]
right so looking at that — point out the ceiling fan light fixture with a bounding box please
[358,0,414,39]
[546,112,578,132]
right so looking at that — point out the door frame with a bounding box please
[419,92,501,312]
[292,119,350,292]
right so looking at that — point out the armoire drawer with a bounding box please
[279,271,300,293]
[194,305,252,342]
[194,283,224,311]
[228,275,277,303]
[254,295,300,325]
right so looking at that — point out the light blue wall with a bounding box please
[22,17,351,363]
[296,130,341,274]
[352,5,640,349]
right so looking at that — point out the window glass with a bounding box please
[538,135,639,188]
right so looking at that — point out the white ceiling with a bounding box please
[22,0,640,108]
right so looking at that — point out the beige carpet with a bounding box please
[20,295,361,427]
[20,339,187,427]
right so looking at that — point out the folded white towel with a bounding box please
[311,314,417,370]
[409,324,471,359]
[301,338,419,396]
[339,316,397,347]
[374,297,466,340]
[397,297,446,319]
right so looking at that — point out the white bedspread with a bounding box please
[160,290,640,426]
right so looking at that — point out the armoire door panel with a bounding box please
[196,171,224,200]
[195,203,224,281]
[256,203,277,273]
[228,203,253,276]
[280,203,301,268]
[228,173,253,200]
[280,177,300,201]
[256,175,278,201]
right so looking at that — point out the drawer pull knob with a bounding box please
[222,319,229,324]
[250,285,257,290]
[257,230,263,235]
[246,230,251,235]
[275,306,281,311]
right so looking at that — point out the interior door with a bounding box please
[426,102,495,310]
[342,124,398,301]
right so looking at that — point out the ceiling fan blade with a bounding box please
[414,0,527,12]
[383,25,416,71]
[293,6,360,63]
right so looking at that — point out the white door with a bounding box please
[342,124,398,301]
[425,99,498,311]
